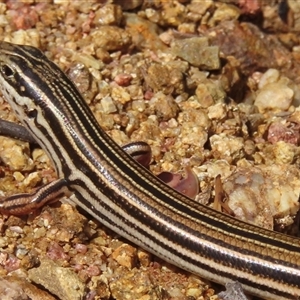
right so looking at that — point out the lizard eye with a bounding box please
[1,64,14,78]
[27,109,37,119]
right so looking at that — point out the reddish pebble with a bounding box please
[5,254,20,272]
[8,5,39,29]
[86,265,100,276]
[47,242,69,261]
[75,243,88,254]
[144,90,154,100]
[114,73,132,86]
[267,122,300,145]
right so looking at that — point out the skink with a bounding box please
[0,41,299,300]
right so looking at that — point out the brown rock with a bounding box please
[0,276,56,300]
[28,257,85,300]
[111,243,137,269]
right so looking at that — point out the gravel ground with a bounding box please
[0,1,300,299]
